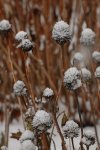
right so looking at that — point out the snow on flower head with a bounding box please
[0,19,11,31]
[63,120,79,138]
[82,129,95,146]
[13,80,27,96]
[20,140,37,150]
[80,28,96,46]
[81,68,91,82]
[52,20,72,45]
[64,67,82,90]
[32,110,52,131]
[92,51,100,63]
[95,66,100,78]
[71,52,84,66]
[20,130,34,143]
[17,39,34,52]
[43,87,54,97]
[1,146,8,150]
[15,31,28,42]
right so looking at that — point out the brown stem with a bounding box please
[71,138,75,150]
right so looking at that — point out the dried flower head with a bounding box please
[13,80,27,96]
[15,31,28,42]
[0,19,11,34]
[82,129,95,147]
[1,146,8,150]
[80,28,96,46]
[20,130,34,143]
[52,20,72,45]
[43,87,54,98]
[95,66,100,78]
[64,67,82,90]
[71,52,84,67]
[17,39,34,52]
[63,120,79,138]
[32,110,52,132]
[81,68,91,82]
[20,140,37,150]
[92,51,100,63]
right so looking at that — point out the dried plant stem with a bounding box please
[41,132,50,150]
[86,146,89,150]
[71,138,75,150]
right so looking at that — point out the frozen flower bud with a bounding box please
[95,66,100,78]
[81,68,91,82]
[52,20,72,45]
[71,52,84,66]
[0,19,11,33]
[63,120,79,138]
[80,28,96,46]
[20,140,37,150]
[17,39,34,52]
[82,130,95,147]
[20,130,34,143]
[15,31,28,42]
[13,80,27,96]
[1,146,8,150]
[64,67,82,90]
[32,110,52,132]
[92,51,100,63]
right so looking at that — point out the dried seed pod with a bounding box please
[81,68,91,82]
[0,19,11,35]
[15,31,28,42]
[92,51,100,63]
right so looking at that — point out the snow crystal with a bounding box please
[32,110,52,131]
[64,67,82,90]
[0,19,11,31]
[13,80,27,96]
[95,66,100,78]
[20,140,37,150]
[15,31,28,42]
[52,20,72,45]
[63,120,79,138]
[81,68,91,82]
[80,28,96,46]
[92,51,100,63]
[20,130,34,143]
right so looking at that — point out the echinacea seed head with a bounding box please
[13,80,27,96]
[64,67,82,90]
[17,39,34,52]
[20,130,34,143]
[15,31,28,42]
[43,87,54,98]
[63,120,79,138]
[81,68,91,82]
[0,19,11,31]
[80,28,96,46]
[71,52,84,66]
[95,66,100,78]
[32,110,52,132]
[52,20,72,45]
[82,129,95,147]
[20,140,37,150]
[92,51,100,63]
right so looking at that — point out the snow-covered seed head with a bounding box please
[17,39,34,52]
[0,19,11,32]
[43,87,54,98]
[71,52,84,66]
[15,31,28,42]
[80,28,96,46]
[82,130,95,147]
[20,140,37,150]
[13,80,27,96]
[64,67,82,90]
[52,20,72,45]
[32,110,52,132]
[1,146,8,150]
[92,51,100,63]
[63,120,79,138]
[95,66,100,78]
[81,68,91,82]
[20,130,34,143]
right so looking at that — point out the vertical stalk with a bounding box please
[71,138,75,150]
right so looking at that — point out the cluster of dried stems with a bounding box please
[0,0,100,150]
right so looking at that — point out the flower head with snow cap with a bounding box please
[32,110,52,132]
[64,67,82,90]
[81,68,92,82]
[71,52,84,65]
[42,87,54,104]
[81,129,95,147]
[80,28,96,46]
[13,80,27,96]
[95,66,100,78]
[63,120,79,138]
[0,19,11,33]
[92,51,100,63]
[20,140,37,150]
[20,130,34,143]
[52,20,72,45]
[15,31,28,42]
